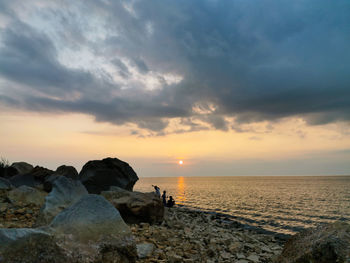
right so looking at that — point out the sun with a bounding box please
[178,160,183,165]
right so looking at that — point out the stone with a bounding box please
[0,177,13,190]
[247,254,259,262]
[8,185,47,206]
[50,194,132,242]
[35,176,88,226]
[0,228,68,263]
[277,221,350,263]
[102,186,164,224]
[136,242,155,258]
[55,165,79,179]
[10,162,34,175]
[9,174,40,188]
[29,166,54,182]
[79,157,139,194]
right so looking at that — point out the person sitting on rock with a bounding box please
[152,185,160,197]
[167,196,175,208]
[162,190,167,206]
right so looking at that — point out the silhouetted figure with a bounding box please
[162,191,167,206]
[152,185,160,197]
[167,196,175,208]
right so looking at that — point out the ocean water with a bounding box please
[134,176,350,235]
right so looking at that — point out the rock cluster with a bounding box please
[131,207,284,263]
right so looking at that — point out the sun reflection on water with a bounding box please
[177,176,186,203]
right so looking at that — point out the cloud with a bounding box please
[0,0,350,133]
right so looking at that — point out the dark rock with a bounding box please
[9,166,53,188]
[79,157,139,194]
[43,165,79,192]
[0,166,18,179]
[9,174,40,188]
[36,176,88,226]
[10,162,34,175]
[29,166,54,182]
[277,221,350,263]
[55,165,79,179]
[102,186,164,224]
[0,177,13,190]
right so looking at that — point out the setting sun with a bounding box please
[179,160,183,165]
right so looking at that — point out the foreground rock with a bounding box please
[36,176,88,226]
[79,157,139,194]
[277,221,350,263]
[0,195,137,263]
[7,185,47,206]
[0,228,68,263]
[102,187,164,224]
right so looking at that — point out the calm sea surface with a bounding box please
[134,176,350,235]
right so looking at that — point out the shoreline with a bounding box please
[132,205,285,263]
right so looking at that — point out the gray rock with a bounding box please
[79,157,139,194]
[9,174,40,188]
[8,185,47,206]
[137,242,155,259]
[0,228,68,263]
[50,194,131,241]
[102,186,164,224]
[277,221,350,263]
[36,176,88,226]
[0,228,49,246]
[10,162,33,175]
[0,177,13,190]
[247,254,259,262]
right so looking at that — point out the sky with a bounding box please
[0,0,350,177]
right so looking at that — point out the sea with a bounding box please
[134,176,350,236]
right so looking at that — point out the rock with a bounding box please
[10,162,34,175]
[50,194,132,241]
[29,166,54,182]
[9,174,39,188]
[247,254,260,262]
[0,228,68,263]
[136,242,155,258]
[35,176,88,226]
[277,221,350,263]
[102,186,164,224]
[43,165,79,192]
[9,166,53,188]
[0,177,13,190]
[49,194,137,262]
[79,157,139,194]
[55,165,79,179]
[8,185,47,206]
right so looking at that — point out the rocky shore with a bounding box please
[1,158,349,263]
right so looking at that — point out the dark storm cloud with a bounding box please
[0,0,349,132]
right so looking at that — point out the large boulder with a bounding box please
[0,177,13,190]
[50,194,137,262]
[36,176,88,226]
[0,195,137,263]
[7,185,47,206]
[277,221,350,263]
[43,165,79,192]
[10,162,34,175]
[79,158,139,194]
[102,186,164,224]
